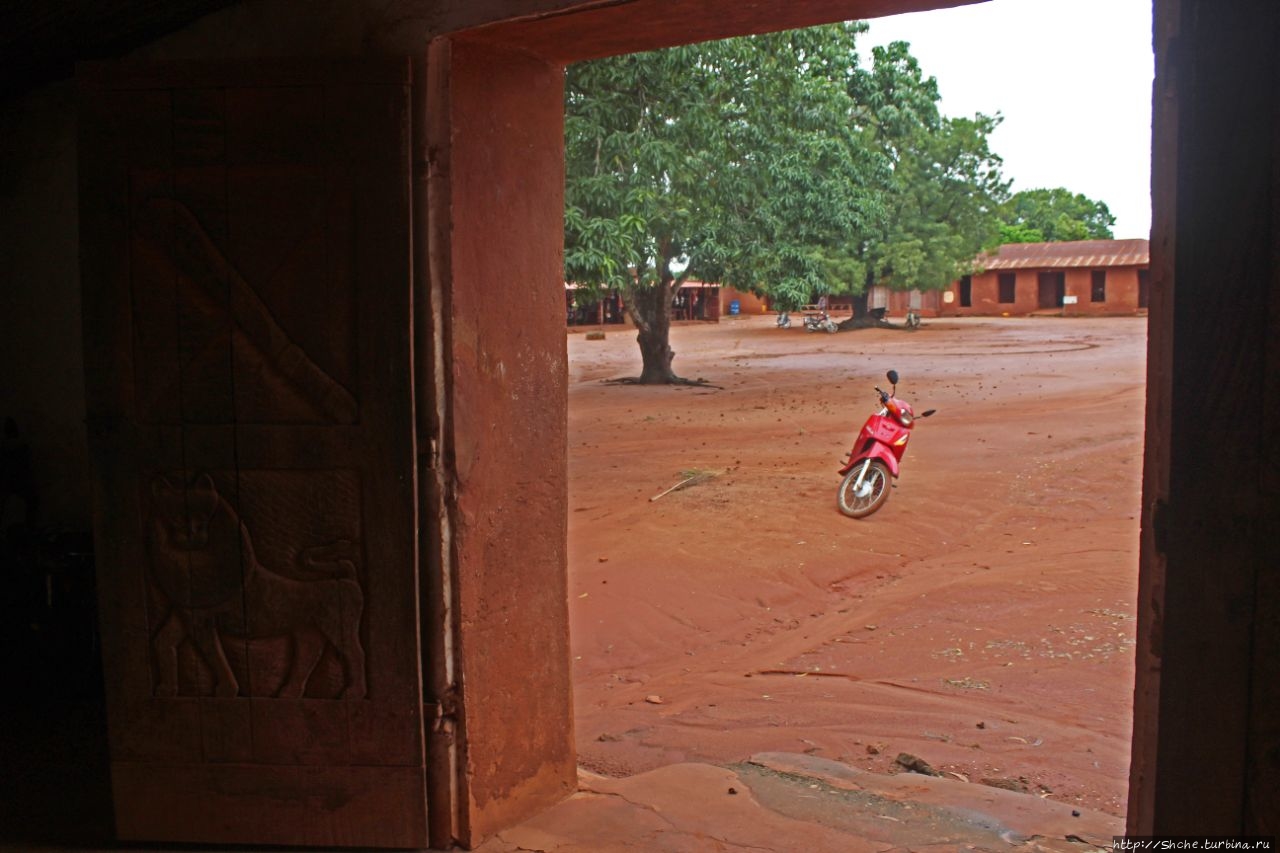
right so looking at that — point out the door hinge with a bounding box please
[426,686,459,733]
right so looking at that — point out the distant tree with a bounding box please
[999,188,1116,242]
[565,24,883,382]
[852,42,1008,302]
[997,222,1046,244]
[565,25,1007,383]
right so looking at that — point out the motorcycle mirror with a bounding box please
[886,369,899,386]
[920,409,937,418]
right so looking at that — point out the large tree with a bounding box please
[851,41,1008,305]
[998,187,1116,243]
[564,24,1005,382]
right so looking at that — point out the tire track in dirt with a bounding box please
[569,315,1145,816]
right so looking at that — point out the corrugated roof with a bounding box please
[981,239,1149,270]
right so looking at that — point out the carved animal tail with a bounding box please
[299,540,361,579]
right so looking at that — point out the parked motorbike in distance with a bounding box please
[804,311,838,333]
[776,311,792,328]
[836,370,935,518]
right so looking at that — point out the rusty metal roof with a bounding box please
[981,239,1150,270]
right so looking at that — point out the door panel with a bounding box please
[1038,271,1066,309]
[80,60,426,848]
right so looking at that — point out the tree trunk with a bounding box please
[624,279,680,383]
[852,290,869,318]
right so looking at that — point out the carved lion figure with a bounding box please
[148,473,367,699]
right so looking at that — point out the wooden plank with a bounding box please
[249,700,351,765]
[1128,0,1179,833]
[77,58,411,92]
[333,72,427,764]
[1249,3,1280,833]
[1141,0,1277,834]
[81,58,427,847]
[82,83,202,765]
[111,762,427,847]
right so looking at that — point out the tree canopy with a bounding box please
[565,23,1008,382]
[998,187,1116,243]
[854,41,1007,299]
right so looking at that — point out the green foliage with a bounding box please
[998,222,1046,244]
[565,24,1008,376]
[855,42,1009,292]
[999,188,1116,242]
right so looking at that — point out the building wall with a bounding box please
[941,266,1147,317]
[0,3,385,530]
[719,285,769,316]
[0,2,589,847]
[941,270,1038,315]
[884,288,943,317]
[1068,267,1143,315]
[0,0,988,530]
[443,40,576,844]
[0,0,615,526]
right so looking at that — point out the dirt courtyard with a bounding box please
[566,314,1146,819]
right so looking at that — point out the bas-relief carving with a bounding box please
[132,195,358,425]
[147,472,367,700]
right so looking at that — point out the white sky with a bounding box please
[862,0,1154,239]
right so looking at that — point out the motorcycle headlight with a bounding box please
[897,411,913,427]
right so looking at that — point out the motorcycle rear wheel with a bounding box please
[837,459,891,518]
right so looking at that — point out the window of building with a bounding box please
[998,273,1016,304]
[1138,269,1150,308]
[1091,270,1107,302]
[959,275,972,307]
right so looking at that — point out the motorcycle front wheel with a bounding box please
[836,459,891,518]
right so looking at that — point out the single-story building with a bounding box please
[719,285,770,317]
[565,283,626,325]
[566,280,722,325]
[869,285,944,318]
[940,239,1151,317]
[664,240,1151,323]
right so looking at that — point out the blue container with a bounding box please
[728,299,741,315]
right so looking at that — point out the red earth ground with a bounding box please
[566,314,1145,819]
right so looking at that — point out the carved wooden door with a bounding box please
[79,60,427,848]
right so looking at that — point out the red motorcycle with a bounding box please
[836,370,935,518]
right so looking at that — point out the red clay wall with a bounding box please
[940,270,1035,315]
[1066,267,1143,315]
[941,267,1147,316]
[883,288,944,317]
[719,286,770,316]
[444,39,576,847]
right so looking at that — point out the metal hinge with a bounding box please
[427,686,459,734]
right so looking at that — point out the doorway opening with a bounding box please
[1038,271,1067,309]
[561,17,1148,824]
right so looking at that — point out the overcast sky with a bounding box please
[862,0,1154,239]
